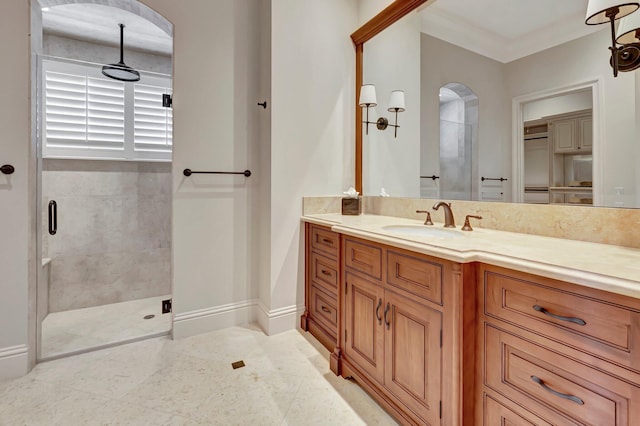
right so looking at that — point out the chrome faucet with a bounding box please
[433,201,455,228]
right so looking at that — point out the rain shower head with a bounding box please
[102,24,140,82]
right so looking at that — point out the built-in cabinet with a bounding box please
[551,111,592,154]
[524,109,593,205]
[302,223,640,424]
[342,238,444,425]
[301,224,340,351]
[477,264,640,424]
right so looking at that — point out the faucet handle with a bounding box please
[416,210,434,225]
[461,215,483,231]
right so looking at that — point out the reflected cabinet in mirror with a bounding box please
[356,0,640,208]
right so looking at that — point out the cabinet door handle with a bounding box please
[321,306,331,314]
[531,375,584,405]
[48,200,57,236]
[375,299,382,325]
[322,238,333,244]
[532,305,586,326]
[384,303,390,329]
[321,269,332,276]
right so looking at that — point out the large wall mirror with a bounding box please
[354,0,640,208]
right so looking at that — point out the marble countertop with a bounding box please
[302,213,640,299]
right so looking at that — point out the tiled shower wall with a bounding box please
[42,159,171,312]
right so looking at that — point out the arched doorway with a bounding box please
[437,83,478,200]
[32,0,174,360]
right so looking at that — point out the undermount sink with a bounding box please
[382,225,464,239]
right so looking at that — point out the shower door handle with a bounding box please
[48,200,57,235]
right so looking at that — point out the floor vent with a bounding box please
[231,360,246,369]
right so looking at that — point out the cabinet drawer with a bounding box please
[483,267,640,371]
[310,284,337,334]
[310,252,338,295]
[485,325,637,425]
[310,225,339,258]
[484,394,551,426]
[387,250,442,305]
[344,238,382,280]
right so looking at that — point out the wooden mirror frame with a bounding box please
[351,0,429,194]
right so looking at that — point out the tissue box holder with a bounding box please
[342,197,361,215]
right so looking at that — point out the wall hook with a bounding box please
[257,101,267,109]
[0,164,15,175]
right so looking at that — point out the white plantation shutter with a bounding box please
[44,71,87,146]
[42,59,172,161]
[87,77,125,149]
[134,83,173,153]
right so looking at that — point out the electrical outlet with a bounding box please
[615,187,624,195]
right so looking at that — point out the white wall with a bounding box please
[138,0,264,337]
[506,28,637,207]
[0,0,31,379]
[363,9,421,198]
[269,0,356,333]
[1,0,357,379]
[421,34,511,201]
[523,90,593,122]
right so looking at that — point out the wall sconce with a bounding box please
[586,0,640,77]
[359,85,405,138]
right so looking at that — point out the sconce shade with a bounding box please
[387,90,405,112]
[617,11,640,43]
[359,84,377,107]
[585,0,639,24]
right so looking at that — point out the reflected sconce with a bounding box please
[585,0,640,77]
[359,84,378,135]
[359,85,405,138]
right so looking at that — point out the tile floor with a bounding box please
[1,325,398,425]
[41,295,172,360]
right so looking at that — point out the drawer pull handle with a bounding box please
[533,305,586,326]
[384,302,391,329]
[531,375,584,405]
[375,299,382,325]
[321,306,331,313]
[321,269,332,276]
[322,238,333,244]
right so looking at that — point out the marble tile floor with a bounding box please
[1,325,398,425]
[41,295,172,360]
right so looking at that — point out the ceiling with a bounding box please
[419,0,603,63]
[41,0,601,63]
[41,3,172,56]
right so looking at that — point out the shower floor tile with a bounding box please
[41,295,171,360]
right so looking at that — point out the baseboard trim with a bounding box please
[0,344,29,380]
[257,302,305,335]
[172,299,258,339]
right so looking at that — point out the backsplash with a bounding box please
[303,196,640,249]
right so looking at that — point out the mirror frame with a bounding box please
[351,0,429,194]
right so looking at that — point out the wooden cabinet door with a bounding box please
[578,116,592,150]
[344,272,385,384]
[384,290,442,426]
[552,119,576,153]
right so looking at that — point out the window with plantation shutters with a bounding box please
[134,83,173,154]
[42,59,172,161]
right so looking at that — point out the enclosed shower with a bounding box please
[34,1,174,360]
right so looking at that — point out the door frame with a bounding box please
[511,79,603,205]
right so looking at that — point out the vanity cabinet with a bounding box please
[478,264,640,425]
[302,222,640,424]
[301,224,340,351]
[340,236,452,426]
[551,111,592,154]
